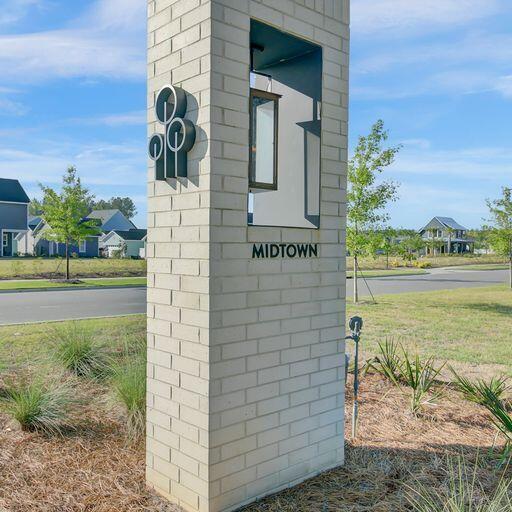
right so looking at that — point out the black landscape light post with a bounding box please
[346,316,363,439]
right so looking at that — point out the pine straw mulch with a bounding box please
[0,373,510,512]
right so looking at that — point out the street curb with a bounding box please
[0,284,147,294]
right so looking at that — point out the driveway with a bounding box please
[0,269,507,325]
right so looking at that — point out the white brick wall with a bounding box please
[147,1,349,511]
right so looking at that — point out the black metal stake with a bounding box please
[346,316,363,439]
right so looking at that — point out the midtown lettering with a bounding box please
[252,243,318,259]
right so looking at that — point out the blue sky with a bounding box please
[0,0,510,229]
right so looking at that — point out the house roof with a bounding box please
[433,217,467,231]
[111,229,147,241]
[0,178,30,203]
[86,209,120,224]
[420,216,467,233]
[28,216,42,230]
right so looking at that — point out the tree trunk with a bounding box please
[353,255,359,303]
[65,241,70,281]
[386,250,389,270]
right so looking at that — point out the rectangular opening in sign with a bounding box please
[249,89,279,190]
[248,19,322,229]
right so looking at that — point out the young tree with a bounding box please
[29,198,44,216]
[40,167,99,280]
[89,197,137,219]
[380,226,397,269]
[486,187,512,288]
[347,120,400,302]
[398,233,424,261]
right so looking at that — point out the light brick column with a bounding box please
[147,2,349,512]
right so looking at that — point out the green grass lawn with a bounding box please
[349,254,508,271]
[0,276,146,291]
[347,285,512,375]
[0,257,146,280]
[347,269,427,279]
[0,315,145,367]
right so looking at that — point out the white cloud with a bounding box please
[352,0,503,36]
[0,0,46,26]
[495,75,512,98]
[67,110,146,127]
[354,32,512,75]
[0,0,145,84]
[390,145,512,180]
[0,140,145,187]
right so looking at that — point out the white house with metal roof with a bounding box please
[419,216,474,254]
[100,229,147,258]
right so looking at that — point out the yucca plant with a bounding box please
[366,339,403,384]
[407,454,512,511]
[0,377,78,434]
[401,351,444,415]
[111,358,146,440]
[479,386,512,451]
[450,368,509,407]
[52,323,109,378]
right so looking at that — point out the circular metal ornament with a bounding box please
[155,85,187,125]
[148,133,164,160]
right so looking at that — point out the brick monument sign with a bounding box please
[146,1,349,511]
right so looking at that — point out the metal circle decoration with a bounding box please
[166,117,196,153]
[148,84,196,180]
[155,85,187,125]
[148,133,164,161]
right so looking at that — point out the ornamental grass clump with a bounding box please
[111,358,146,441]
[52,323,109,378]
[0,377,78,435]
[406,454,512,512]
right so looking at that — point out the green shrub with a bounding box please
[407,454,512,511]
[52,323,108,378]
[413,260,432,269]
[401,351,444,415]
[111,358,146,440]
[0,378,77,434]
[450,369,509,406]
[366,339,403,384]
[479,386,512,450]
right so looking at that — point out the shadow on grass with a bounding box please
[463,302,512,316]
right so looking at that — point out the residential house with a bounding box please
[419,216,474,254]
[19,208,137,258]
[0,178,29,257]
[100,229,147,258]
[87,209,136,233]
[18,217,100,257]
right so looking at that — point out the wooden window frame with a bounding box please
[249,88,280,191]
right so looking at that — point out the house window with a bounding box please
[79,240,86,253]
[249,88,280,190]
[2,233,7,247]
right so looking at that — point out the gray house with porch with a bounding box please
[0,178,29,257]
[419,216,474,254]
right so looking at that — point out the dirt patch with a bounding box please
[0,374,509,511]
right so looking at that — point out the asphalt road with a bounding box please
[0,269,507,325]
[349,268,508,298]
[0,287,147,325]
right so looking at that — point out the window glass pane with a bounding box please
[251,94,275,186]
